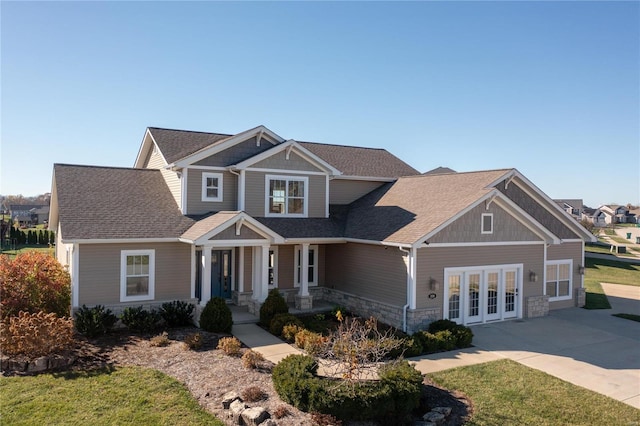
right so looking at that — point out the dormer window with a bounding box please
[202,172,223,202]
[265,175,308,217]
[481,213,493,234]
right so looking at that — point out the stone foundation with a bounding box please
[526,295,549,318]
[406,307,442,334]
[294,294,313,310]
[575,287,586,307]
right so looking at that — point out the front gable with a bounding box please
[193,135,278,168]
[250,150,324,173]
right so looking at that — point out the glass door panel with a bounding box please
[466,272,482,323]
[485,271,500,321]
[447,274,462,324]
[504,270,517,318]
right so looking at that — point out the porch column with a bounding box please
[259,244,270,302]
[202,248,212,304]
[300,243,310,297]
[238,246,244,292]
[295,243,313,310]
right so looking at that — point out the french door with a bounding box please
[445,265,521,325]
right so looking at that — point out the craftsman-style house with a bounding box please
[50,126,595,333]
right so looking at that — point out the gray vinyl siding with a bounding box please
[251,151,323,173]
[77,242,191,306]
[325,243,407,306]
[244,171,326,218]
[329,179,386,205]
[194,136,275,167]
[429,202,540,243]
[145,147,181,208]
[416,244,545,309]
[210,225,266,241]
[546,241,583,310]
[186,169,237,215]
[497,179,578,239]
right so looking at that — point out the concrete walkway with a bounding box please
[233,283,640,409]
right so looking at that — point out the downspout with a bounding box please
[399,246,411,333]
[228,169,241,211]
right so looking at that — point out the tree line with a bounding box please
[8,227,55,246]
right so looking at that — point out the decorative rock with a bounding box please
[222,391,241,409]
[28,356,49,373]
[229,399,247,425]
[241,406,270,426]
[260,420,277,426]
[422,411,445,424]
[432,406,452,417]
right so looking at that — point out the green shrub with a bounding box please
[74,305,117,337]
[159,300,194,327]
[427,319,459,333]
[414,330,457,353]
[199,297,232,333]
[272,355,422,422]
[120,306,161,333]
[427,319,473,349]
[259,289,289,327]
[269,313,304,336]
[401,336,423,358]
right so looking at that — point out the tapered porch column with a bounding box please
[259,244,270,302]
[295,243,313,310]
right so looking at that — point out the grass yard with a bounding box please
[0,245,54,259]
[0,367,224,426]
[583,257,640,309]
[428,359,640,426]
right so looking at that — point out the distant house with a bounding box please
[581,208,607,227]
[9,204,49,227]
[49,125,595,333]
[554,199,583,221]
[599,205,634,224]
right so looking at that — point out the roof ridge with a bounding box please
[54,163,158,172]
[298,140,388,151]
[148,127,233,137]
[402,168,513,178]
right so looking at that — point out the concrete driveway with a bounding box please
[470,283,640,409]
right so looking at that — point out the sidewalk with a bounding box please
[231,323,303,364]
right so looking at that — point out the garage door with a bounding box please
[444,264,522,325]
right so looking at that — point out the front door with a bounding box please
[211,250,232,299]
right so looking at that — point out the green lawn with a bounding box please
[584,257,640,309]
[0,245,54,259]
[428,360,640,426]
[0,367,224,426]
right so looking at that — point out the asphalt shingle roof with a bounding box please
[181,211,242,241]
[54,164,195,240]
[298,141,420,178]
[148,128,232,164]
[344,169,512,244]
[255,217,345,239]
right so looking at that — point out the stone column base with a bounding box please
[295,294,313,311]
[247,299,262,316]
[526,295,549,318]
[575,287,586,307]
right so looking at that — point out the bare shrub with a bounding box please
[217,336,241,356]
[0,311,74,357]
[150,331,170,347]
[241,385,267,402]
[311,412,342,426]
[273,404,290,419]
[183,332,202,350]
[282,323,303,343]
[241,349,265,369]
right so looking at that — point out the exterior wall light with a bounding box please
[428,277,437,291]
[577,265,585,275]
[529,270,538,282]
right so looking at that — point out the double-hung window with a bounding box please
[294,245,318,286]
[545,260,572,301]
[202,172,223,202]
[266,175,308,217]
[121,250,155,302]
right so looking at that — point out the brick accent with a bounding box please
[526,295,549,318]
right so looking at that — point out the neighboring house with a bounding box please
[599,204,633,224]
[49,125,595,333]
[554,199,583,221]
[9,204,48,227]
[582,208,607,227]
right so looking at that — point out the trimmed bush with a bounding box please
[120,306,161,333]
[272,355,422,422]
[159,300,194,327]
[199,297,232,333]
[74,305,117,337]
[282,324,303,343]
[0,311,75,357]
[0,251,71,319]
[401,336,424,358]
[427,319,473,349]
[294,329,324,355]
[259,289,288,327]
[427,319,459,333]
[241,349,265,369]
[269,313,304,337]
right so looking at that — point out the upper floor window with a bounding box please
[481,213,493,234]
[202,172,223,202]
[265,175,308,217]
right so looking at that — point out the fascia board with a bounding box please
[173,125,285,168]
[332,175,396,182]
[61,238,181,244]
[133,129,168,168]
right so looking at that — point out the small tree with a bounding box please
[49,230,55,245]
[580,219,595,235]
[0,251,71,318]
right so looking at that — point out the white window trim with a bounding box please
[268,246,278,289]
[481,213,493,234]
[294,244,318,287]
[202,172,223,202]
[120,249,155,302]
[544,259,573,301]
[265,175,309,217]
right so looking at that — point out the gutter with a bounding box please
[398,246,411,333]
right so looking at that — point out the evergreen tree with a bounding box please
[49,230,55,245]
[38,230,44,245]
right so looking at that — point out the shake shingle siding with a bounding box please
[148,128,231,164]
[193,136,274,167]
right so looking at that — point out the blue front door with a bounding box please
[211,250,232,299]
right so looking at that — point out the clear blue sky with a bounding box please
[2,1,638,208]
